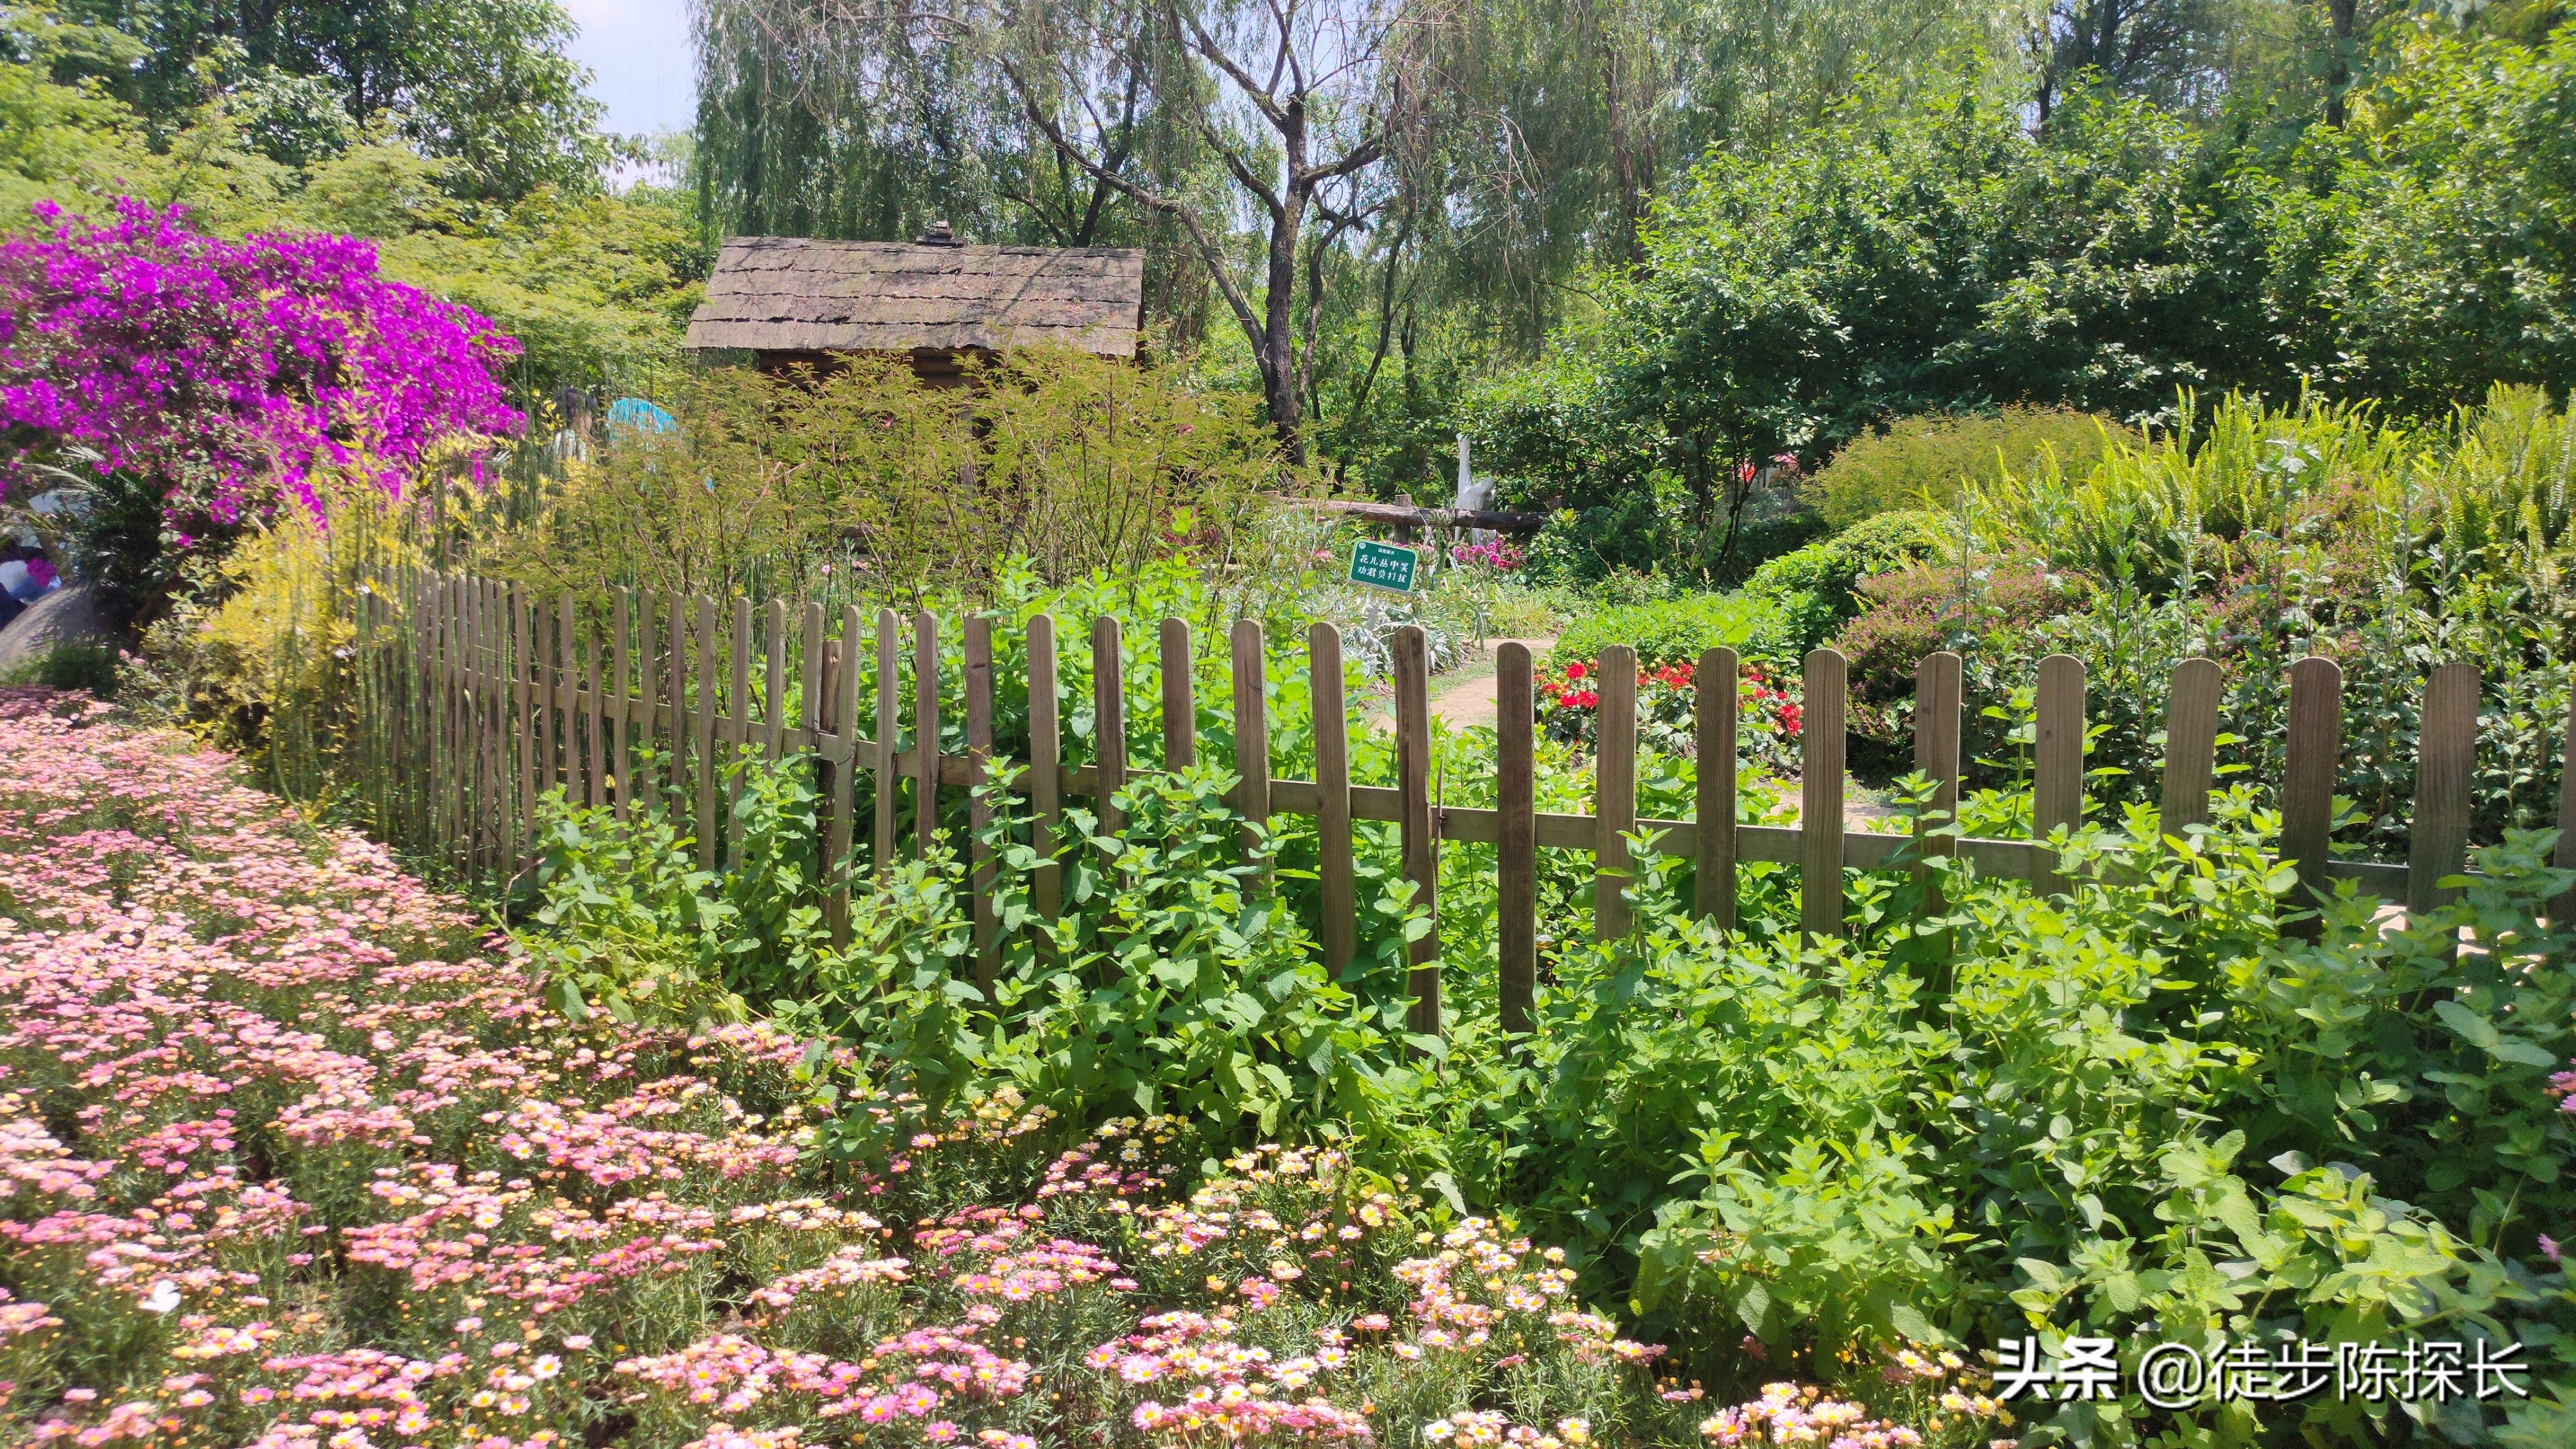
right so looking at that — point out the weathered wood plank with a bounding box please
[1229,618,1270,865]
[1029,615,1062,919]
[1160,617,1195,770]
[695,596,718,871]
[564,597,587,806]
[1596,645,1639,941]
[2281,655,2344,932]
[612,590,633,821]
[727,599,752,868]
[1093,616,1126,838]
[965,614,997,984]
[764,598,788,762]
[874,608,899,878]
[1393,625,1439,1035]
[634,593,658,813]
[2161,657,2223,839]
[915,611,941,855]
[2408,662,2480,915]
[1498,641,1536,1034]
[1800,648,1848,943]
[1915,650,1963,852]
[1912,648,1963,920]
[1310,622,1355,972]
[1696,646,1738,929]
[828,605,860,942]
[515,587,537,852]
[535,593,557,805]
[585,647,606,813]
[2034,652,2085,895]
[667,594,690,813]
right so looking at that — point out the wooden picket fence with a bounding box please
[353,568,2576,1037]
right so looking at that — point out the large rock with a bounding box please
[0,582,119,676]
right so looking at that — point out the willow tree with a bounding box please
[690,0,1435,462]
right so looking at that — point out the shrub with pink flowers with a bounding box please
[1447,541,1525,574]
[0,688,1998,1448]
[0,199,522,532]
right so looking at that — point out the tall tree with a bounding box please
[698,0,1433,462]
[41,0,608,198]
[2033,0,2228,121]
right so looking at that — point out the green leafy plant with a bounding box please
[1807,408,2137,528]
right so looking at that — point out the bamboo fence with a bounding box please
[352,568,2574,1037]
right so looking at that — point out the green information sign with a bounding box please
[1348,538,1420,593]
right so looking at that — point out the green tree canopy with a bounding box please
[38,0,610,199]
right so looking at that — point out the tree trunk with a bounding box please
[2322,0,2357,128]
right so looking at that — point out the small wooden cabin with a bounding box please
[683,225,1147,384]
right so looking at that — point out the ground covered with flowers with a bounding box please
[0,691,2009,1448]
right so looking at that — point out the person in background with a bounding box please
[0,545,53,633]
[547,387,596,467]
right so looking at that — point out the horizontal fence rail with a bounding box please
[356,567,2576,1037]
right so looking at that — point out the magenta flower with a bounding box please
[0,198,521,531]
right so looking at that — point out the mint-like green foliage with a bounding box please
[525,746,830,1029]
[518,725,2576,1441]
[1549,593,1779,673]
[1737,511,1948,659]
[1519,796,2576,1441]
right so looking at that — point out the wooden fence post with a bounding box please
[584,629,606,813]
[562,596,586,807]
[965,614,997,982]
[873,608,899,878]
[1161,618,1195,770]
[1310,622,1355,972]
[612,589,633,821]
[2408,663,2479,915]
[727,599,752,865]
[1029,615,1062,918]
[2160,657,2223,840]
[1696,646,1738,929]
[2281,656,2344,935]
[634,593,659,815]
[1596,645,1638,940]
[1800,648,1848,944]
[1229,619,1270,866]
[665,594,689,812]
[1498,640,1537,1034]
[1915,650,1963,904]
[1393,624,1439,1036]
[448,580,467,865]
[1093,617,1126,838]
[756,599,780,762]
[2034,653,2086,895]
[915,611,941,854]
[694,596,718,871]
[532,592,555,813]
[462,581,482,871]
[828,605,860,941]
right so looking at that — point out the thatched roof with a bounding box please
[685,233,1147,357]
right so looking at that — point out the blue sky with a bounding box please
[564,0,696,139]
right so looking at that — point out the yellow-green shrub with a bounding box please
[1806,406,2134,527]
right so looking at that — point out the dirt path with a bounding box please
[1427,637,1554,730]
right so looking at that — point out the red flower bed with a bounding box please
[1534,658,1803,771]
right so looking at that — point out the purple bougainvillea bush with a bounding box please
[0,690,2010,1448]
[0,199,521,530]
